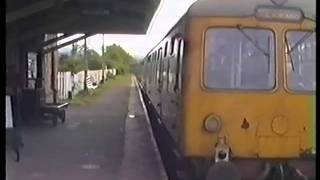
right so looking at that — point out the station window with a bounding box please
[26,52,37,89]
[204,28,275,90]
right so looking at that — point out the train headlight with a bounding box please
[255,6,303,22]
[204,115,222,133]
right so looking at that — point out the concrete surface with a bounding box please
[6,76,166,180]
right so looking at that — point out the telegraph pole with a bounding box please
[84,36,88,91]
[102,34,105,82]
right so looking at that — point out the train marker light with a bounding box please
[255,6,303,22]
[204,115,222,133]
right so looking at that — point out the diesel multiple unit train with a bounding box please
[137,0,315,179]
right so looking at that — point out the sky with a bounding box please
[59,0,197,59]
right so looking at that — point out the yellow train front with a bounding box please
[138,0,315,179]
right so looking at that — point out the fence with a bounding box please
[57,71,72,100]
[57,68,116,101]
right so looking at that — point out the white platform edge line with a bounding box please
[133,76,169,180]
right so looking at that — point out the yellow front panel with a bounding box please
[180,17,315,158]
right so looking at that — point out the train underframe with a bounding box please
[137,81,315,180]
[190,157,315,180]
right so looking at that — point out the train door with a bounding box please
[161,37,185,142]
[155,48,163,115]
[173,38,184,142]
[160,41,171,130]
[153,52,160,107]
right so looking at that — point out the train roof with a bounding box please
[188,0,315,20]
[143,0,315,60]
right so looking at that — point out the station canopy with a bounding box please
[6,0,160,44]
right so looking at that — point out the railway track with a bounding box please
[136,81,197,180]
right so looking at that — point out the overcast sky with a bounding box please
[59,0,197,58]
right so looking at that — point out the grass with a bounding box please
[69,74,132,106]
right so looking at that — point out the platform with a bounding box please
[6,76,167,180]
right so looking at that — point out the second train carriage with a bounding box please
[138,0,316,179]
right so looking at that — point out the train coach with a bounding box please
[137,0,316,179]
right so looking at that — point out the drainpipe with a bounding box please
[36,51,43,89]
[51,51,57,103]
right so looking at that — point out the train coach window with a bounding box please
[158,48,164,83]
[170,38,175,55]
[158,48,163,60]
[204,28,275,90]
[285,31,315,92]
[164,42,168,57]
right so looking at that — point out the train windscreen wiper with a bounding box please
[287,31,314,55]
[284,35,295,71]
[284,31,314,72]
[236,25,270,58]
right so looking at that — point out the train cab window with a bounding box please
[204,28,275,90]
[285,31,315,92]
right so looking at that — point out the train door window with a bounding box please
[146,59,149,84]
[168,48,177,93]
[142,60,146,83]
[27,52,37,89]
[150,55,153,84]
[154,53,157,83]
[176,39,184,92]
[156,53,160,84]
[145,55,152,81]
[158,48,163,85]
[285,31,315,92]
[153,52,157,84]
[166,58,170,92]
[148,58,152,85]
[163,52,170,91]
[164,42,168,58]
[144,60,147,82]
[170,38,175,55]
[150,55,155,84]
[204,28,275,90]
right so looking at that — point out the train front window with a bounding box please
[285,31,316,92]
[204,28,275,90]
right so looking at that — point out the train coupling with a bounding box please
[205,136,241,180]
[214,136,230,162]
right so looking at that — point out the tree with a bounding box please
[87,49,103,70]
[59,53,70,61]
[101,44,137,74]
[58,57,86,73]
[59,43,136,74]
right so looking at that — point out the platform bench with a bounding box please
[40,102,69,127]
